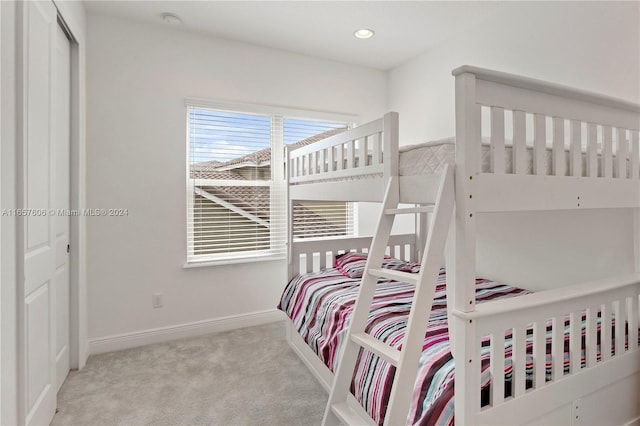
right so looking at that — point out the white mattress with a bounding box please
[399,137,625,177]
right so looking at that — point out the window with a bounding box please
[186,102,354,264]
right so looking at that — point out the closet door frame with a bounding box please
[53,2,87,375]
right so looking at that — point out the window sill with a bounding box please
[183,254,286,269]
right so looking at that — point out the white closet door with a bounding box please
[21,1,57,424]
[54,22,71,392]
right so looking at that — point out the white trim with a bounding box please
[88,309,285,355]
[52,0,87,371]
[452,65,640,113]
[183,253,285,268]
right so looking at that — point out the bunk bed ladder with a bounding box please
[323,164,455,426]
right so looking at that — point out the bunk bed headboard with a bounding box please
[450,66,640,309]
[288,233,417,279]
[450,64,640,323]
[452,65,640,212]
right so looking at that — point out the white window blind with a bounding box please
[292,201,354,240]
[187,104,354,264]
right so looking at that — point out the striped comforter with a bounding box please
[277,267,530,425]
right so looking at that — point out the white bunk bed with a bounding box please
[281,66,640,425]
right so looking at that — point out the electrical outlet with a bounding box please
[152,293,163,308]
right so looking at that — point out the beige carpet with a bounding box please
[52,321,326,426]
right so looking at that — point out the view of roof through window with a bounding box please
[187,106,354,262]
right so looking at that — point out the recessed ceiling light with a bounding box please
[354,29,375,39]
[161,13,182,25]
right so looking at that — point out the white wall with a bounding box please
[389,1,640,290]
[390,1,639,144]
[85,13,387,346]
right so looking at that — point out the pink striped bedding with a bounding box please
[278,265,635,425]
[278,266,530,425]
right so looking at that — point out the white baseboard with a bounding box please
[88,309,286,355]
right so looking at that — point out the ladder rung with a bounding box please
[368,268,418,285]
[331,401,376,425]
[351,332,401,366]
[385,205,434,215]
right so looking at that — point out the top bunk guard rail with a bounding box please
[287,112,399,202]
[453,65,640,212]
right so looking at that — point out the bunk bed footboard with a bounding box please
[454,274,640,425]
[288,233,417,279]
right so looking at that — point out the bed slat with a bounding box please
[533,114,546,176]
[491,107,506,174]
[304,153,310,176]
[603,126,613,178]
[629,295,639,351]
[552,316,564,381]
[490,331,505,406]
[534,320,547,389]
[585,306,598,368]
[337,143,345,171]
[347,140,355,169]
[614,299,624,356]
[632,131,639,179]
[475,335,483,411]
[570,120,582,178]
[371,133,381,166]
[552,117,565,177]
[587,123,598,178]
[327,145,335,173]
[512,325,526,398]
[616,128,628,179]
[513,110,527,175]
[601,303,611,362]
[358,138,367,168]
[570,310,582,374]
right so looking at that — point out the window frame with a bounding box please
[184,98,358,267]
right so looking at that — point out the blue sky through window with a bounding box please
[189,109,270,164]
[189,108,347,165]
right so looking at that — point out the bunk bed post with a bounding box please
[451,69,481,425]
[416,212,429,262]
[382,112,399,178]
[285,145,296,280]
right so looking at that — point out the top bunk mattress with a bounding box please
[291,137,625,185]
[399,138,619,177]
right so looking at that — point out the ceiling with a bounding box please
[84,1,509,70]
